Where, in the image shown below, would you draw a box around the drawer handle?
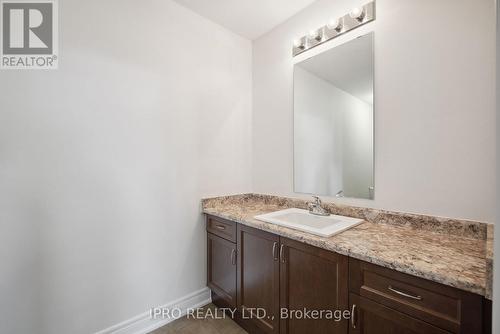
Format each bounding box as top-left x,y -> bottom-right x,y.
351,304 -> 357,329
279,244 -> 285,263
214,224 -> 226,230
388,285 -> 422,300
272,242 -> 278,261
231,249 -> 236,265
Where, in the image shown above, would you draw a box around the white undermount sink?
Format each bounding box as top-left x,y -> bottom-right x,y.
254,208 -> 364,237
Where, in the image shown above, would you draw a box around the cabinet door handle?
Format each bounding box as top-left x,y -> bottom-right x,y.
214,224 -> 226,230
272,242 -> 278,260
231,249 -> 236,265
388,285 -> 422,300
279,244 -> 285,263
351,304 -> 357,329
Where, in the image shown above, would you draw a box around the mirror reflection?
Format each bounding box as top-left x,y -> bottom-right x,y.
294,33 -> 374,199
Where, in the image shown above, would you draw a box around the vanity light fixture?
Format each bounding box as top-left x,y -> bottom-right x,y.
292,1 -> 375,56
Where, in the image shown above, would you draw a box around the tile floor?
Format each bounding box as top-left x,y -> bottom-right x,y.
150,304 -> 247,334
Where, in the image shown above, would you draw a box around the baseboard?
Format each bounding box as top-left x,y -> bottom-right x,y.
94,287 -> 212,334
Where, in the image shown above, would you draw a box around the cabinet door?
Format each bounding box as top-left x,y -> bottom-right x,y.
279,237 -> 348,334
207,233 -> 237,308
237,224 -> 280,334
349,293 -> 451,334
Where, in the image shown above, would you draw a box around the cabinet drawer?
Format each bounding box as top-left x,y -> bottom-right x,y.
206,215 -> 236,242
349,293 -> 451,334
349,258 -> 483,334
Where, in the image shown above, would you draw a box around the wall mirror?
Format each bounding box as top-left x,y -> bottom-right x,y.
294,33 -> 374,199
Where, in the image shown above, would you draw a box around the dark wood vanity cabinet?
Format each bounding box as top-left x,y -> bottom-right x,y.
205,215 -> 489,334
207,216 -> 350,334
235,224 -> 350,334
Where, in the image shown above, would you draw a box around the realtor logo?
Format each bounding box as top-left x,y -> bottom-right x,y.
1,0 -> 58,69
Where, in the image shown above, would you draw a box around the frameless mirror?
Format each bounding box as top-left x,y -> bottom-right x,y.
294,33 -> 374,199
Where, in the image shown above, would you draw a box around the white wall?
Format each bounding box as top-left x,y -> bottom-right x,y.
253,0 -> 496,222
0,1 -> 252,333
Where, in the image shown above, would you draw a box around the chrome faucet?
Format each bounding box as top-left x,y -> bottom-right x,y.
307,196 -> 330,216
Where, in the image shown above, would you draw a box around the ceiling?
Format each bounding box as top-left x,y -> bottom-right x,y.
172,0 -> 318,40
297,34 -> 374,104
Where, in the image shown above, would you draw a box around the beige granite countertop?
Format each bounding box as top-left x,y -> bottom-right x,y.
202,194 -> 493,299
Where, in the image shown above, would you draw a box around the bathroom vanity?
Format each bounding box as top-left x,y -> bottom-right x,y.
202,12 -> 493,333
203,194 -> 492,334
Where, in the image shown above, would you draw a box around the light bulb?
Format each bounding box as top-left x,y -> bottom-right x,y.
349,7 -> 365,21
327,18 -> 341,31
308,29 -> 321,41
293,38 -> 303,48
